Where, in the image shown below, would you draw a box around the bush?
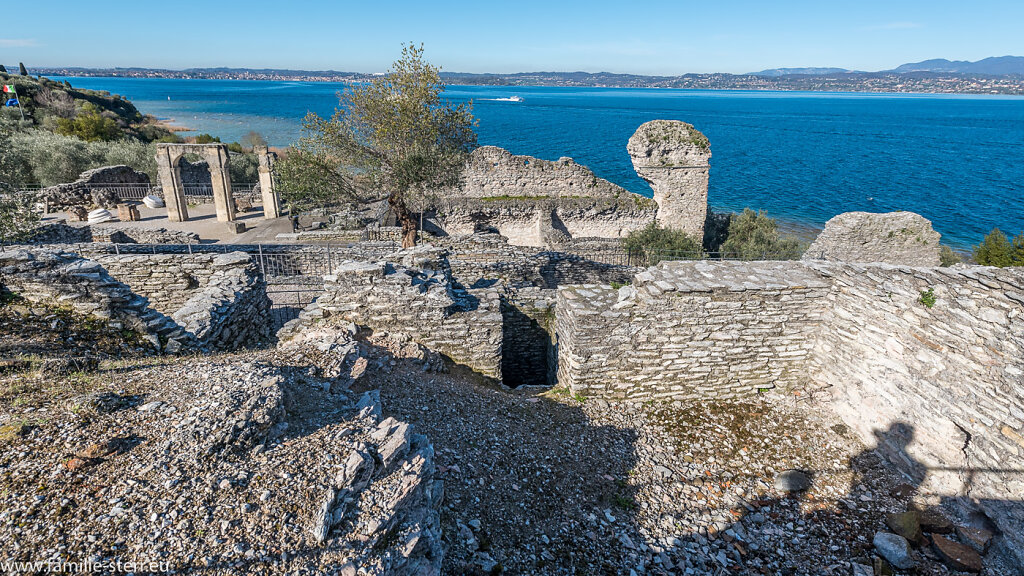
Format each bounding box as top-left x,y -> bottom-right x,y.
100,139 -> 157,181
719,208 -> 803,260
54,102 -> 122,142
973,228 -> 1024,267
11,130 -> 100,185
228,152 -> 259,184
192,133 -> 221,144
939,245 -> 962,267
0,194 -> 40,243
622,222 -> 703,265
8,130 -> 157,186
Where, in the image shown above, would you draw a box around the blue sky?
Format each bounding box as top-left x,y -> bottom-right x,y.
3,0 -> 1022,74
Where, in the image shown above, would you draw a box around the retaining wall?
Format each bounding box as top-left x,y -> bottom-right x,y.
0,249 -> 270,352
314,261 -> 503,379
556,261 -> 831,400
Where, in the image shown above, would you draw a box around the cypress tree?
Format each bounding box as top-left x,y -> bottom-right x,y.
18,62 -> 28,75
0,64 -> 7,74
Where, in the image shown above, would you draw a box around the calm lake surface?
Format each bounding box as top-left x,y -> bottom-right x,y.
54,77 -> 1024,247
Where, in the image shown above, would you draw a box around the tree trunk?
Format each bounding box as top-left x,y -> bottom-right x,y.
388,192 -> 418,248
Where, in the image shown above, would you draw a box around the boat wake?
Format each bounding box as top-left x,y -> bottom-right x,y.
480,96 -> 524,102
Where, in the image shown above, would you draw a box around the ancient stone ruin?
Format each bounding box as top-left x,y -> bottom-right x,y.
628,120 -> 712,239
431,125 -> 712,247
155,143 -> 237,223
805,211 -> 943,265
0,249 -> 270,352
3,118 -> 1021,573
38,165 -> 150,211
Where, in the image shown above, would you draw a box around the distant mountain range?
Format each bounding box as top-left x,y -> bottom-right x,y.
750,67 -> 853,77
750,56 -> 1024,76
888,56 -> 1024,75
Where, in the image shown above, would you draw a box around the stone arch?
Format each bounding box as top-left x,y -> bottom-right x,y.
155,143 -> 236,223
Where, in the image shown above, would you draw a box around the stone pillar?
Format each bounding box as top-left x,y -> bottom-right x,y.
255,146 -> 281,219
155,146 -> 188,222
205,145 -> 236,223
627,120 -> 711,240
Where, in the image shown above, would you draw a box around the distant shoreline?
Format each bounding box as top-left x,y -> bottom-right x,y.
38,68 -> 1024,96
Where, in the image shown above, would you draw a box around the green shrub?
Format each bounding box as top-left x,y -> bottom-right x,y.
719,208 -> 803,260
918,288 -> 936,308
622,222 -> 703,265
0,194 -> 40,243
54,103 -> 122,142
973,228 -> 1024,267
8,130 -> 157,186
939,245 -> 962,267
192,133 -> 221,144
228,152 -> 259,183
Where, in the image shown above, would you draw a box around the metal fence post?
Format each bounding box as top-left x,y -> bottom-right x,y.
258,243 -> 266,277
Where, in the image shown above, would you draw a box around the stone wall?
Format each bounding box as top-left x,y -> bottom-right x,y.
457,146 -> 625,199
500,287 -> 557,387
808,262 -> 1024,561
23,222 -> 200,245
0,249 -> 270,352
804,211 -> 942,265
442,237 -> 636,290
436,196 -> 657,248
312,260 -> 503,379
37,165 -> 150,211
90,225 -> 200,245
556,261 -> 831,400
0,249 -> 185,347
555,259 -> 1024,564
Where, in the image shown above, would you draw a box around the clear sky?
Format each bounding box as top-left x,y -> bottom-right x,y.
3,0 -> 1022,74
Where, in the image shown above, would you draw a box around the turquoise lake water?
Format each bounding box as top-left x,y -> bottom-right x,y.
53,77 -> 1024,247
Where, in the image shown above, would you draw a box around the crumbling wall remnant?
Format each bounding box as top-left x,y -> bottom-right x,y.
628,120 -> 711,240
804,211 -> 942,265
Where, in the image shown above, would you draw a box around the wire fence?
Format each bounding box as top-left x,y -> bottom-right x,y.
13,183 -> 260,202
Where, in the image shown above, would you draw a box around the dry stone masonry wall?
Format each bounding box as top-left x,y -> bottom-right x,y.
0,249 -> 270,352
556,261 -> 831,400
308,259 -> 503,379
809,261 -> 1024,562
24,222 -> 199,245
457,146 -> 626,199
437,196 -> 657,247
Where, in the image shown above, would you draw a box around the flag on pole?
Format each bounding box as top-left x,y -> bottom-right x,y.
2,85 -> 15,93
4,99 -> 19,107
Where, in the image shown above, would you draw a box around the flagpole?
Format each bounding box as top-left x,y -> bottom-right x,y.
14,86 -> 24,121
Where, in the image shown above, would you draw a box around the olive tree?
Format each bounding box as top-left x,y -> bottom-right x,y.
282,44 -> 477,247
0,125 -> 39,242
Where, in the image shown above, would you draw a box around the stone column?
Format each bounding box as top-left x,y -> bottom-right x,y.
155,146 -> 188,222
205,145 -> 236,223
627,120 -> 711,240
255,146 -> 281,219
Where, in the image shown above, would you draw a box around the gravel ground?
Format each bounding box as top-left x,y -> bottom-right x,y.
0,312 -> 1016,576
350,331 -> 1017,576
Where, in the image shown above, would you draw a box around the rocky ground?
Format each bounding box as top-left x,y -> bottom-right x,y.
0,310 -> 1017,575
349,335 -> 1015,576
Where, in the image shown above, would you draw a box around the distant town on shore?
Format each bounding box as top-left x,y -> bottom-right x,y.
30,56 -> 1024,95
